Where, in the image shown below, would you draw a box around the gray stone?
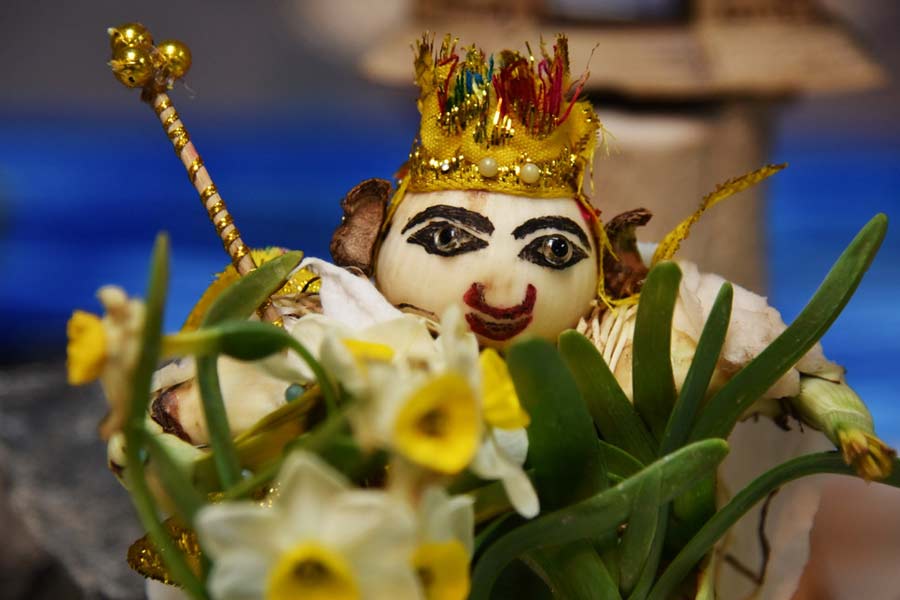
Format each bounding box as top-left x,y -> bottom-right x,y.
0,361 -> 144,599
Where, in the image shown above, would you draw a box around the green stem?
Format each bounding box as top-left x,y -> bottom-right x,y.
141,430 -> 206,522
123,443 -> 208,599
690,214 -> 887,442
160,330 -> 218,358
222,413 -> 349,500
659,283 -> 732,455
121,234 -> 208,598
283,336 -> 340,416
470,440 -> 729,600
196,355 -> 241,488
647,452 -> 900,600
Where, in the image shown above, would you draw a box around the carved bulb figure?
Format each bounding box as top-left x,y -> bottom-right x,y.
375,190 -> 598,346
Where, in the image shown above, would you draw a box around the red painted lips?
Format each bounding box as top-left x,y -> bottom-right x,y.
463,283 -> 536,341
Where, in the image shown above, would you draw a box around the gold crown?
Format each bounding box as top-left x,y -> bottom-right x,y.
401,34 -> 601,200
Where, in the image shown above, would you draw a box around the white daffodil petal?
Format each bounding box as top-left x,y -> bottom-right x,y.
471,431 -> 539,518
277,451 -> 352,538
419,486 -> 475,555
206,550 -> 270,600
319,331 -> 369,396
326,493 -> 422,600
145,580 -> 190,600
492,427 -> 529,466
360,316 -> 436,365
300,258 -> 402,328
355,563 -> 425,600
325,491 -> 418,556
194,503 -> 282,560
436,306 -> 480,385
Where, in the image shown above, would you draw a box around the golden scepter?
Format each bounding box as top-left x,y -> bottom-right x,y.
107,23 -> 282,325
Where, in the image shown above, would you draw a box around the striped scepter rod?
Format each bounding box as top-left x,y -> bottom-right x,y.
107,23 -> 282,326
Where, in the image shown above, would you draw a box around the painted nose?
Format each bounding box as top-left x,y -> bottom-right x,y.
463,283 -> 537,319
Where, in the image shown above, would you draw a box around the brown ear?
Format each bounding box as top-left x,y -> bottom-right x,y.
330,179 -> 391,276
603,208 -> 653,299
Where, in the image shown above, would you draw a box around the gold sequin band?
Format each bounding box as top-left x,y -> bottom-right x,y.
187,157 -> 204,182
222,227 -> 242,246
258,299 -> 284,328
200,184 -> 218,202
405,144 -> 586,199
128,519 -> 202,584
167,126 -> 190,154
206,199 -> 225,219
154,97 -> 172,116
162,110 -> 180,130
214,213 -> 234,233
175,135 -> 190,154
232,242 -> 250,261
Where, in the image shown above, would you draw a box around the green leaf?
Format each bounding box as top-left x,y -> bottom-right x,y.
201,250 -> 303,326
660,283 -> 732,454
559,331 -> 656,466
619,469 -> 661,594
633,261 -> 681,443
141,430 -> 207,522
647,452 -> 900,600
490,560 -> 553,600
508,338 -> 607,510
599,541 -> 621,590
469,439 -> 730,600
598,440 -> 644,480
214,320 -> 301,360
475,514 -> 521,557
122,234 -> 208,598
471,478 -> 517,524
526,542 -> 622,600
691,214 -> 887,441
626,514 -> 667,600
127,234 -> 169,420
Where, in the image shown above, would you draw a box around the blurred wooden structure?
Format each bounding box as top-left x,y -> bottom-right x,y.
362,0 -> 883,291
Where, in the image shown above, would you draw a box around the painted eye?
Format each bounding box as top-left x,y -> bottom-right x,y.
406,221 -> 488,257
518,234 -> 587,270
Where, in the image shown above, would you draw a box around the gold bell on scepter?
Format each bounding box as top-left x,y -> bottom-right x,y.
109,44 -> 155,88
107,23 -> 191,90
108,22 -> 153,52
156,40 -> 192,81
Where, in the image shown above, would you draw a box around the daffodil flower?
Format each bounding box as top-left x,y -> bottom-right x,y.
290,266 -> 539,517
67,285 -> 145,439
471,348 -> 537,518
411,487 -> 474,600
195,451 -> 422,600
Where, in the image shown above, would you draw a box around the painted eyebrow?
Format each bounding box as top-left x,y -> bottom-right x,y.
401,204 -> 495,235
511,216 -> 591,247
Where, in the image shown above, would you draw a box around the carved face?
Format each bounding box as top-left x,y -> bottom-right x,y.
375,190 -> 599,347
